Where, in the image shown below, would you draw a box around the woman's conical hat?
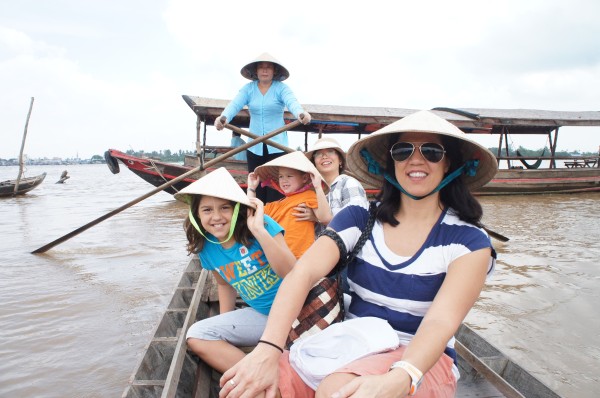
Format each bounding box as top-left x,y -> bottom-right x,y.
346,110 -> 498,190
240,52 -> 290,81
305,136 -> 346,171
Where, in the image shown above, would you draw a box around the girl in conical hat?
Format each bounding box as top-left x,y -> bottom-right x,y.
214,52 -> 312,204
174,167 -> 295,374
221,111 -> 498,398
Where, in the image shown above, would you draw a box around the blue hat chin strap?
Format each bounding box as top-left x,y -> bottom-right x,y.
360,148 -> 479,200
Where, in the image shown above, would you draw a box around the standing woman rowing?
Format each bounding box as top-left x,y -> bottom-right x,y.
220,110 -> 498,398
215,53 -> 312,203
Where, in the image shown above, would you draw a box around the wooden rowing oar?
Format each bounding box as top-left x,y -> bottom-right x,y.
225,123 -> 294,154
32,120 -> 302,254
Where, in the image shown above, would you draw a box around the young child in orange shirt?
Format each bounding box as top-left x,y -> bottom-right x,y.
247,151 -> 331,258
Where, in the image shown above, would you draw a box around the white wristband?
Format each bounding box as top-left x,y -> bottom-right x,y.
389,360 -> 423,396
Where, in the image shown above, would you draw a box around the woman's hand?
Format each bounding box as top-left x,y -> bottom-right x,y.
299,112 -> 312,125
292,203 -> 316,222
309,171 -> 323,192
219,345 -> 282,398
215,115 -> 227,131
330,372 -> 409,398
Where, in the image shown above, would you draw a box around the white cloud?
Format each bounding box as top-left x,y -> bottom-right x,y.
1,0 -> 599,160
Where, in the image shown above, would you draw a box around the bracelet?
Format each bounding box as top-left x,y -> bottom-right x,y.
247,188 -> 256,192
258,339 -> 284,353
389,361 -> 423,396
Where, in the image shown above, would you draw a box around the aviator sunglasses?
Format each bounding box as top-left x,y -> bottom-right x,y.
389,142 -> 446,163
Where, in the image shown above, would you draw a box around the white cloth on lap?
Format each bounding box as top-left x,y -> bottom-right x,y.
289,317 -> 400,390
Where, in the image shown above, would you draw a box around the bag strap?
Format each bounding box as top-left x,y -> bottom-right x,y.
319,200 -> 378,314
319,201 -> 378,270
345,201 -> 377,266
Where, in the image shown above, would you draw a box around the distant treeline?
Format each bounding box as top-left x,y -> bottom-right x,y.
125,149 -> 197,162
125,146 -> 597,162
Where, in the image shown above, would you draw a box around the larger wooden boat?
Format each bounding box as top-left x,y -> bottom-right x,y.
122,258 -> 560,398
105,96 -> 600,196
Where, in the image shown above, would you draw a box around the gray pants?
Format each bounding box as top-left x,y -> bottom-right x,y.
186,307 -> 268,346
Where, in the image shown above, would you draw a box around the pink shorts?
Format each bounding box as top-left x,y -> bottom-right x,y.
278,345 -> 456,398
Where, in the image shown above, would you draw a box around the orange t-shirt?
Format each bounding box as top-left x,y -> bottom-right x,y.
264,190 -> 318,259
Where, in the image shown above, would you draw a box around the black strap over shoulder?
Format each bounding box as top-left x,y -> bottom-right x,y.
320,229 -> 348,264
319,201 -> 378,273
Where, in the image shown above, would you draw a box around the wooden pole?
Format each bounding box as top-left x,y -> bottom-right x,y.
15,97 -> 35,194
32,120 -> 302,254
224,122 -> 294,153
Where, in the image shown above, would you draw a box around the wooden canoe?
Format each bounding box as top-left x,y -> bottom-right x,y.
122,258 -> 560,398
0,172 -> 46,197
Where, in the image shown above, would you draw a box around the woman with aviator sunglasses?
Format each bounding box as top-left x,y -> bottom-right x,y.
220,110 -> 498,398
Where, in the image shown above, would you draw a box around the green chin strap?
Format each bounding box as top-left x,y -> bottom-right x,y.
188,202 -> 241,245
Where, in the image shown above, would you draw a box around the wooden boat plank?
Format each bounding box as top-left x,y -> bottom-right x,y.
162,268 -> 210,398
455,324 -> 560,398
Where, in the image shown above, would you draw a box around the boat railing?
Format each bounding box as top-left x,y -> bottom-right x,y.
496,155 -> 599,169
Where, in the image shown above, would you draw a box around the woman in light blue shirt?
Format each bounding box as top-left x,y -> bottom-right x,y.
215,52 -> 311,203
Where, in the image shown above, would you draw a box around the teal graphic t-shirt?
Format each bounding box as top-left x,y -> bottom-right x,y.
199,215 -> 284,315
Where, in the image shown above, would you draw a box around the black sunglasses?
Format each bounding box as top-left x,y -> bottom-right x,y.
389,142 -> 446,163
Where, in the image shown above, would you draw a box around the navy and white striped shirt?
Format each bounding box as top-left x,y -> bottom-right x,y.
329,204 -> 496,361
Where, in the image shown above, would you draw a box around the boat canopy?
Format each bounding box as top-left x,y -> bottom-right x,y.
182,95 -> 600,136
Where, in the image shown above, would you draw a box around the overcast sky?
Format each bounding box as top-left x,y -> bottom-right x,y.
1,0 -> 599,160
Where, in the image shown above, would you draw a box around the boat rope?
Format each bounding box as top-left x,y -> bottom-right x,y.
148,159 -> 180,192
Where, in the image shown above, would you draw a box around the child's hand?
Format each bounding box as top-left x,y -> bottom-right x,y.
247,172 -> 260,196
247,197 -> 265,233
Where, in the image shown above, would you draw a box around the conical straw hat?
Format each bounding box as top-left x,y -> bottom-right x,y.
254,151 -> 329,194
240,52 -> 290,81
305,137 -> 346,171
346,110 -> 497,190
174,167 -> 254,208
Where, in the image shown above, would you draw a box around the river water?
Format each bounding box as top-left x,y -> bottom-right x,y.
1,164 -> 598,397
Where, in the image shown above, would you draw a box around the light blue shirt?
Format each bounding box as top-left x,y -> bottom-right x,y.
222,80 -> 305,156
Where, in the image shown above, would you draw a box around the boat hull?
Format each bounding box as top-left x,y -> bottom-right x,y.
0,172 -> 46,197
105,149 -> 248,195
477,168 -> 600,195
106,149 -> 600,196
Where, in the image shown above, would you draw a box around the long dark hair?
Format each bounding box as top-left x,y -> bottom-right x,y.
375,134 -> 483,227
184,195 -> 254,255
